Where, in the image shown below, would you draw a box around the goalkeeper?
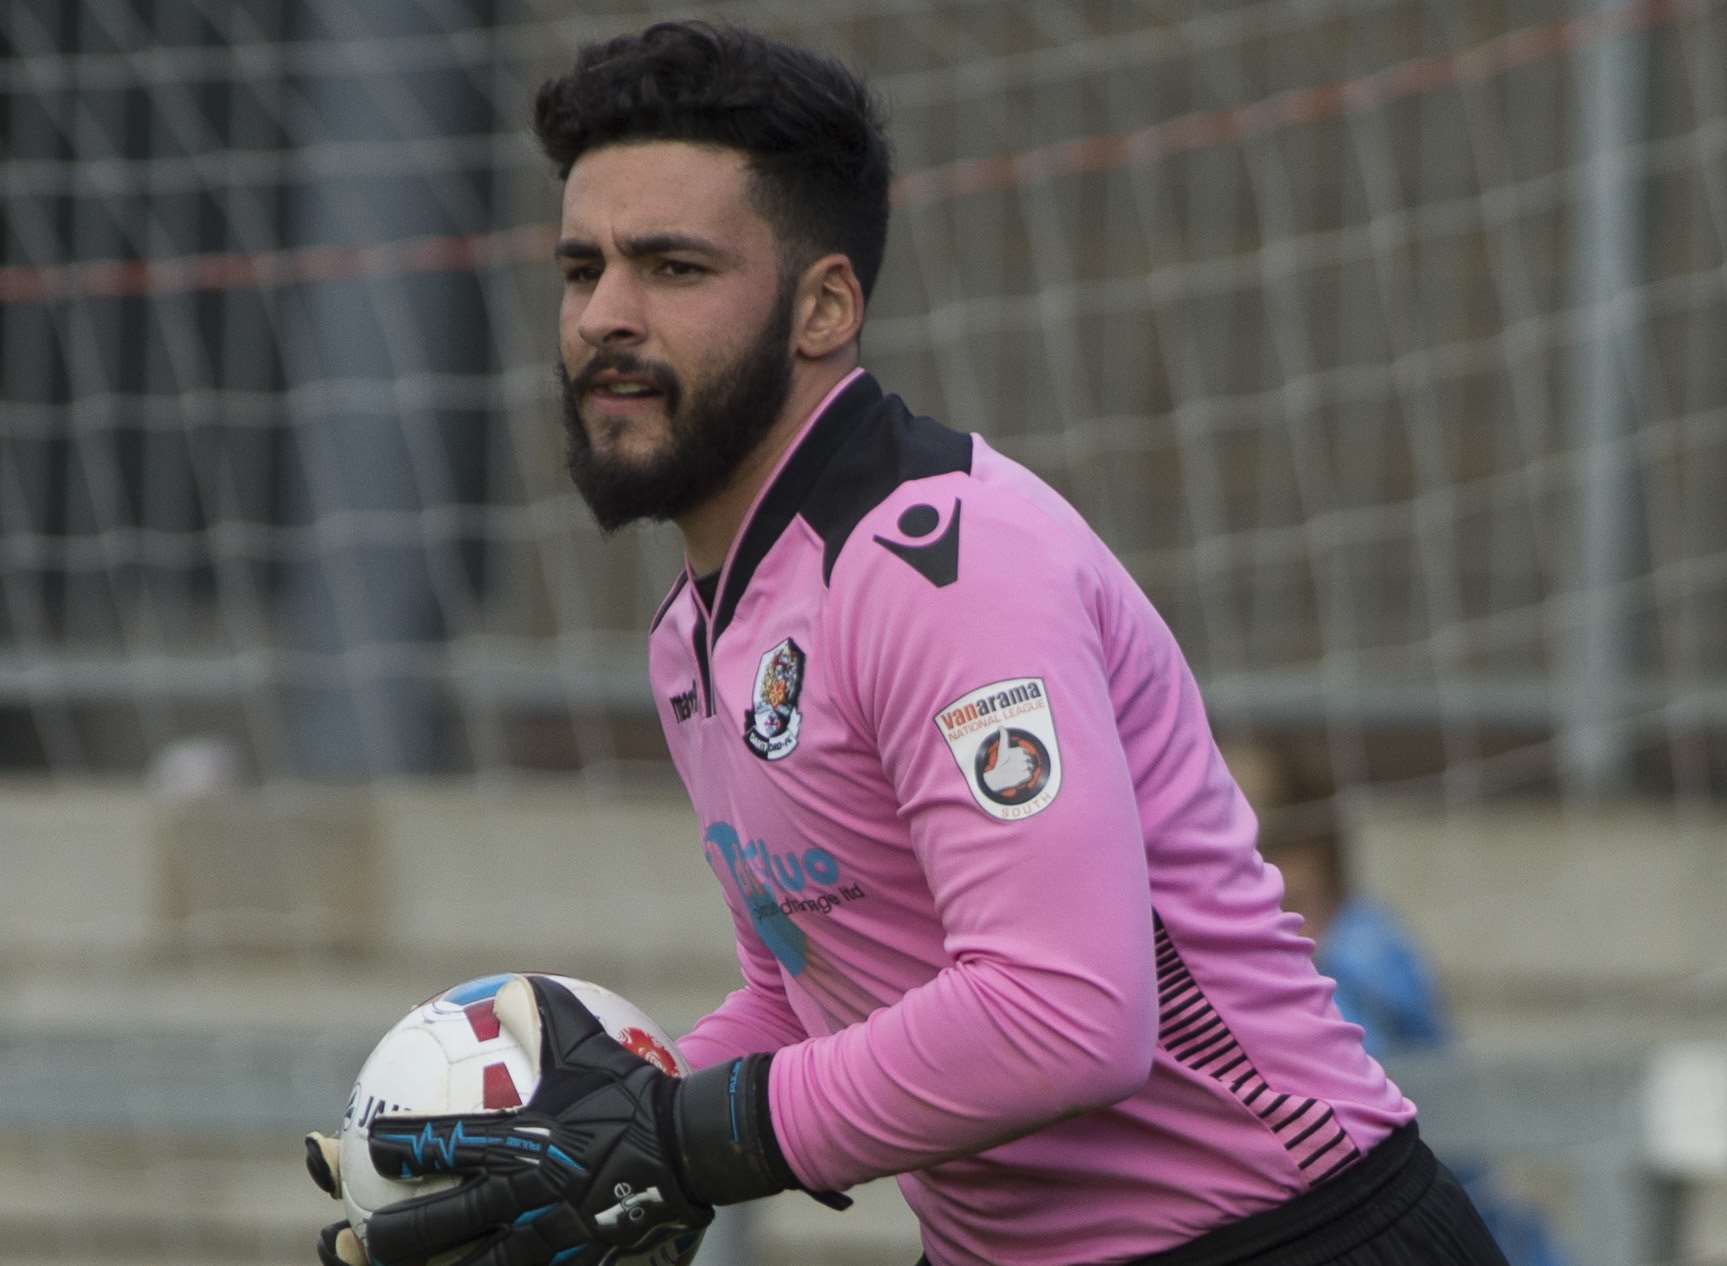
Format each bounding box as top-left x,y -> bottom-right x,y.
306,20 -> 1508,1266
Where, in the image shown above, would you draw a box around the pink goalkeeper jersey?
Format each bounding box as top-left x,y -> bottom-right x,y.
651,369 -> 1414,1266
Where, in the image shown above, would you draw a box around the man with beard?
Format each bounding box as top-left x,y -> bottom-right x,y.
305,20 -> 1508,1266
556,258 -> 797,541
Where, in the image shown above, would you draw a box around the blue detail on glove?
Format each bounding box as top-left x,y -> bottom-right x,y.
548,1247 -> 590,1265
546,1143 -> 586,1172
726,1060 -> 743,1144
514,1203 -> 558,1227
374,1119 -> 500,1172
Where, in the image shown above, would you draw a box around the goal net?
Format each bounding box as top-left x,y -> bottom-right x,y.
3,0 -> 1722,797
2,2 -> 1724,1263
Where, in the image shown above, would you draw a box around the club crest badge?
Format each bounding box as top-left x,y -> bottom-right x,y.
744,638 -> 805,761
933,676 -> 1062,820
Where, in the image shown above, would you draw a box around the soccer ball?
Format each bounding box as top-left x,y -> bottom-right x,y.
339,973 -> 703,1266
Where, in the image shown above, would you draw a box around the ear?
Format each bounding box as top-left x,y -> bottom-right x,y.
792,254 -> 865,360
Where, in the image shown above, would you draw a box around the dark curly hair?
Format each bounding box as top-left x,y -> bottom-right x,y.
534,22 -> 893,301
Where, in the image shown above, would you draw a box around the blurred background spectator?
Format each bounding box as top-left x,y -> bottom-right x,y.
1244,743 -> 1571,1266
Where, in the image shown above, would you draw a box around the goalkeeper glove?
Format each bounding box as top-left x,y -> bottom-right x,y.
302,1132 -> 364,1266
353,973 -> 837,1266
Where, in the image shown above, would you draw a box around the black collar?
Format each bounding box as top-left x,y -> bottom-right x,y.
707,371 -> 975,645
709,371 -> 886,644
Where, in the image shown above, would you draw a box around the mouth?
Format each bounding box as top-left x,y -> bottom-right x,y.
585,372 -> 665,406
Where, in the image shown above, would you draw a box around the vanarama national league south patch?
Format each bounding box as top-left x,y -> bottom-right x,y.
934,677 -> 1062,820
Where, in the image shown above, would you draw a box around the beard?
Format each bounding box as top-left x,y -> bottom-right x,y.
560,283 -> 796,533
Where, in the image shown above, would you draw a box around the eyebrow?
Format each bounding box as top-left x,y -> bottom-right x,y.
554,232 -> 737,263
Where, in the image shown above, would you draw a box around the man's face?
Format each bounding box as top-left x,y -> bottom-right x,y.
556,141 -> 797,532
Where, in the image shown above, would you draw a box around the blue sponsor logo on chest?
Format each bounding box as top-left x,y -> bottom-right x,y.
702,820 -> 868,976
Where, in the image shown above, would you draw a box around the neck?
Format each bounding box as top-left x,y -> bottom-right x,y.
676,354 -> 856,576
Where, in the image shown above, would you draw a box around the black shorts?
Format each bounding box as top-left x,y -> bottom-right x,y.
912,1123 -> 1509,1266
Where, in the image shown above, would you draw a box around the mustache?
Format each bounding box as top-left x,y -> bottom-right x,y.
569,352 -> 681,411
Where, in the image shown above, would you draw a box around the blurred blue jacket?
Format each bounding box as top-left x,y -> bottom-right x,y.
1315,897 -> 1570,1266
1315,898 -> 1450,1058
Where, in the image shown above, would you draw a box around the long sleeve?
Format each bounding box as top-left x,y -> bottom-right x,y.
766,485 -> 1160,1191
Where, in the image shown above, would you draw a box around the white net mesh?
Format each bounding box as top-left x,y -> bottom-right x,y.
4,0 -> 1722,796
3,3 -> 1726,1264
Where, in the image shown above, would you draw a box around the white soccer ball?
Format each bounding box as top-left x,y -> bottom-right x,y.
339,973 -> 703,1266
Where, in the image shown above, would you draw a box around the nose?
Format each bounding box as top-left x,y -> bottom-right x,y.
573,267 -> 646,350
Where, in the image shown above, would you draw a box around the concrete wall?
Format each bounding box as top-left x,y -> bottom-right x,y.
9,776 -> 1716,1032
1,773 -> 737,1000
1350,797 -> 1727,1045
4,779 -> 1725,1263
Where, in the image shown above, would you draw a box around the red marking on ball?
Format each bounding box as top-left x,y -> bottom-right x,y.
481,1061 -> 522,1109
618,1027 -> 679,1076
464,999 -> 501,1041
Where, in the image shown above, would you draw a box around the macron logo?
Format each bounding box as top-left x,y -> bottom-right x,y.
874,500 -> 961,588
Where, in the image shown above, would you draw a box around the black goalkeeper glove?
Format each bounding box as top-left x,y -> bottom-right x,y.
360,973 -> 836,1266
303,1130 -> 365,1266
313,1220 -> 364,1266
